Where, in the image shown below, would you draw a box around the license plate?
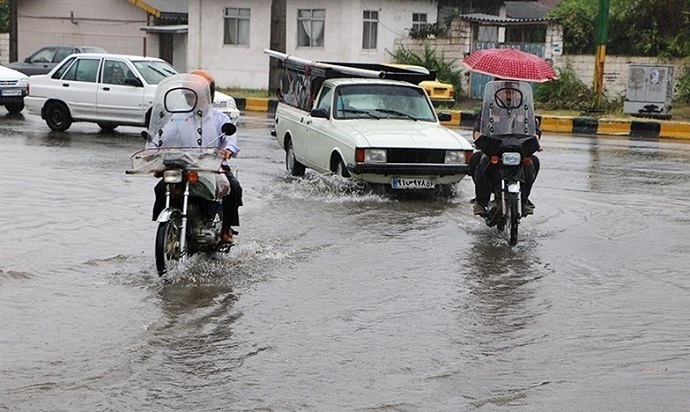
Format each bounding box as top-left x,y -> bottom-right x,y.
391,177 -> 436,189
1,89 -> 23,96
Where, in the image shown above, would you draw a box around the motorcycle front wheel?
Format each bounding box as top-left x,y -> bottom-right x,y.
155,216 -> 182,276
506,192 -> 519,246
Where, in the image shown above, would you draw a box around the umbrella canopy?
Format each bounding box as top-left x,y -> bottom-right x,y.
463,48 -> 558,83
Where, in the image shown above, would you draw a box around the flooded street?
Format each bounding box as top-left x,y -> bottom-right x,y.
1,112 -> 689,411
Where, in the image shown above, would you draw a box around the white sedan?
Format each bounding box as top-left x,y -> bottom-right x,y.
25,53 -> 177,132
214,91 -> 240,122
1,65 -> 29,114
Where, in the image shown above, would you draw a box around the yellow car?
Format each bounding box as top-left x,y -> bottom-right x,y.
383,63 -> 455,105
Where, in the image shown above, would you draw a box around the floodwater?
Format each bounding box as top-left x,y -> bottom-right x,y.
1,112 -> 689,411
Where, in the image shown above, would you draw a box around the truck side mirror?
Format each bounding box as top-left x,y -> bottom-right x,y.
310,108 -> 329,119
437,112 -> 452,122
125,78 -> 144,87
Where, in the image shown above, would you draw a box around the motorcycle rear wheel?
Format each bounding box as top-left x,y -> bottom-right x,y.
155,216 -> 182,276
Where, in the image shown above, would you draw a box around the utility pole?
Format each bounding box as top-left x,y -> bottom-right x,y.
9,0 -> 17,62
592,0 -> 610,110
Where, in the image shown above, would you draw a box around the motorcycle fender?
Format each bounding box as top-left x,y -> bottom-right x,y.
156,208 -> 181,223
507,182 -> 520,193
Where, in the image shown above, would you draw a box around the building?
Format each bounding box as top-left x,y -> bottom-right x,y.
11,0 -> 187,70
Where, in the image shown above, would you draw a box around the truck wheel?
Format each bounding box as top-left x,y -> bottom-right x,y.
45,101 -> 72,132
331,155 -> 351,178
286,139 -> 306,177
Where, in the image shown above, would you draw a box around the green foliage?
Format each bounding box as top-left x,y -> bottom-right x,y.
675,59 -> 690,104
0,0 -> 9,33
533,64 -> 594,111
408,22 -> 447,40
389,44 -> 464,99
549,0 -> 690,57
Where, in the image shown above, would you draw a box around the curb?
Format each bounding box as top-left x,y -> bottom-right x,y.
234,98 -> 690,140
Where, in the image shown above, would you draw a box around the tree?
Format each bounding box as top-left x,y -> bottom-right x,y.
548,0 -> 690,57
0,0 -> 9,33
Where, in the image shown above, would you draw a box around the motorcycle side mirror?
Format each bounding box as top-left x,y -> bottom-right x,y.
221,123 -> 236,136
141,130 -> 151,141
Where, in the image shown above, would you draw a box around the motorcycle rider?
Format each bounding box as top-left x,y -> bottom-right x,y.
471,81 -> 541,217
149,71 -> 242,244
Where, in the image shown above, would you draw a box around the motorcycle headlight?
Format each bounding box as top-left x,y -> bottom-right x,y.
444,150 -> 464,164
502,152 -> 521,166
163,169 -> 183,183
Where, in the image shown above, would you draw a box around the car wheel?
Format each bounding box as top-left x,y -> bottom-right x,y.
97,122 -> 119,132
285,139 -> 306,177
45,101 -> 72,132
5,102 -> 24,114
331,154 -> 351,178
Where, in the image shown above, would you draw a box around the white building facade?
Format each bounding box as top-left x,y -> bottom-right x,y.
188,0 -> 438,90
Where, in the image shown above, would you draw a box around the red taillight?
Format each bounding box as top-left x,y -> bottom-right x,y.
464,150 -> 473,164
450,90 -> 455,98
153,171 -> 162,178
490,156 -> 500,164
355,148 -> 365,163
523,157 -> 532,166
187,170 -> 199,183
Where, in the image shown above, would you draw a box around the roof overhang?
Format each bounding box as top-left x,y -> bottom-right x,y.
140,24 -> 188,34
460,13 -> 558,25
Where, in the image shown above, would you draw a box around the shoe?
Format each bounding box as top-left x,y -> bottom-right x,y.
221,228 -> 235,244
473,202 -> 487,216
522,202 -> 534,216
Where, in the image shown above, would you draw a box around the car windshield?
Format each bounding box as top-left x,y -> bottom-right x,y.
132,60 -> 178,85
83,47 -> 107,53
333,84 -> 436,121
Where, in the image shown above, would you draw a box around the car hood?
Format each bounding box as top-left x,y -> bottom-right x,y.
336,119 -> 472,150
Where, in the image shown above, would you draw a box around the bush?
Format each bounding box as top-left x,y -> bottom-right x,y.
674,59 -> 690,104
389,44 -> 464,99
533,64 -> 594,111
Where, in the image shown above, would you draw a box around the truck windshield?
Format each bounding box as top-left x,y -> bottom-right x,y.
333,84 -> 436,121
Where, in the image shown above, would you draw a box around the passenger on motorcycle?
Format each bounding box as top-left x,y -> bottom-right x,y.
470,81 -> 541,217
148,72 -> 242,244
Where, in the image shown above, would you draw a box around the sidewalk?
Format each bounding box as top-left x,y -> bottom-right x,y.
234,97 -> 690,140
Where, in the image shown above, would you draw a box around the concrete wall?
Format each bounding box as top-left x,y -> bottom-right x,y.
550,55 -> 685,100
395,18 -> 686,101
14,0 -> 160,61
0,33 -> 9,65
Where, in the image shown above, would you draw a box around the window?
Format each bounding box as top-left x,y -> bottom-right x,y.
52,57 -> 76,79
29,47 -> 55,64
362,10 -> 378,50
297,9 -> 325,47
62,58 -> 100,82
54,47 -> 76,63
224,7 -> 250,45
412,13 -> 427,32
102,60 -> 132,85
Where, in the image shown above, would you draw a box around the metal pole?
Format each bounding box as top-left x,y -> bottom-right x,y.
592,0 -> 610,110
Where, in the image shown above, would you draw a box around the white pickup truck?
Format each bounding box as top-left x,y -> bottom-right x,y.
267,51 -> 474,192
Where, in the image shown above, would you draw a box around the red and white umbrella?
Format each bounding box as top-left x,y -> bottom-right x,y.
462,48 -> 558,83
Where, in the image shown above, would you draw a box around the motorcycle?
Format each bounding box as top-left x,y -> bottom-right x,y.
126,73 -> 238,275
474,80 -> 541,245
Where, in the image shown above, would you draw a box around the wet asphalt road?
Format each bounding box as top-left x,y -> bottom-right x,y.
1,111 -> 689,411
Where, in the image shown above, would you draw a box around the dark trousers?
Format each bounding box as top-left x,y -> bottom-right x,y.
152,170 -> 243,231
473,153 -> 540,206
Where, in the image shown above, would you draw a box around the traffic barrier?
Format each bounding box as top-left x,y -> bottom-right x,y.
235,97 -> 690,140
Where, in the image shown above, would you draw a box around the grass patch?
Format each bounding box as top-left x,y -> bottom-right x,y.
220,88 -> 271,98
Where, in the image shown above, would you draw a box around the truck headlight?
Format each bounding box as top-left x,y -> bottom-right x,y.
444,150 -> 464,164
356,148 -> 387,163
